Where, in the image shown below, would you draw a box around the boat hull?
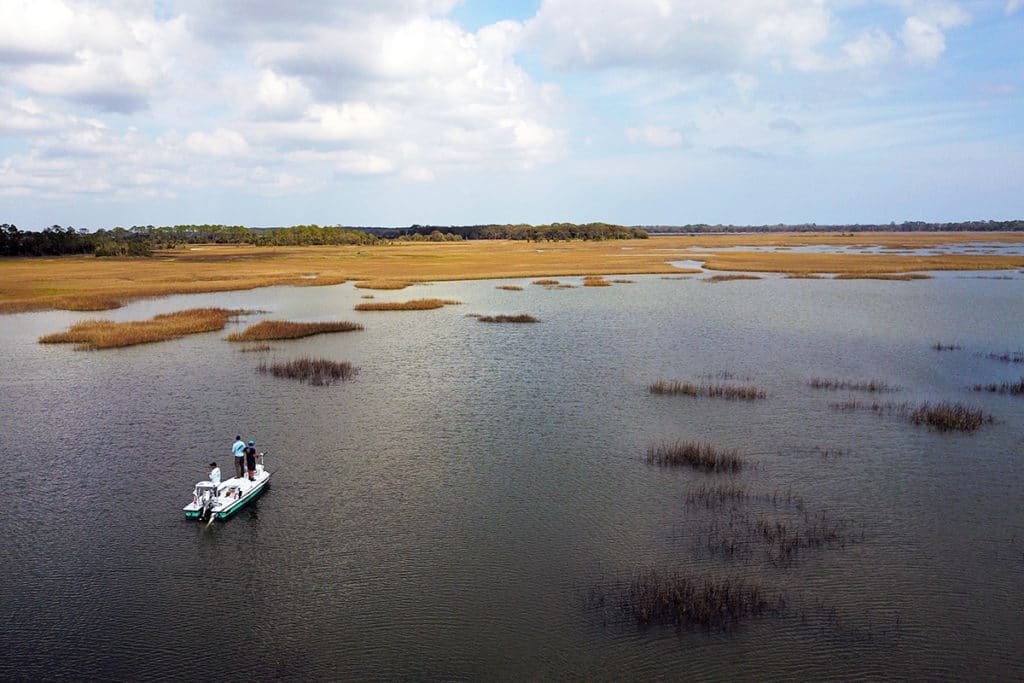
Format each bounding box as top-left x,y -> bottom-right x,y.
184,472 -> 271,520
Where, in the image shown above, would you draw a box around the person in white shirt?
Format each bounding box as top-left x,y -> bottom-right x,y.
231,435 -> 246,479
208,462 -> 221,485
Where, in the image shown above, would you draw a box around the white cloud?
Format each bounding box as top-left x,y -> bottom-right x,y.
626,125 -> 683,147
185,128 -> 251,158
525,0 -> 831,73
841,29 -> 896,68
901,17 -> 947,65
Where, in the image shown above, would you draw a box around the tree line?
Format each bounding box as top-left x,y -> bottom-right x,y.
0,221 -> 647,257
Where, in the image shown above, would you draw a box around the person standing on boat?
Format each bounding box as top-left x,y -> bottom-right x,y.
244,440 -> 257,481
209,462 -> 221,485
232,435 -> 246,479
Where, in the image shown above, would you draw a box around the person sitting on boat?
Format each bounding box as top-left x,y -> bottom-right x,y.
244,440 -> 257,481
231,435 -> 246,479
209,462 -> 221,485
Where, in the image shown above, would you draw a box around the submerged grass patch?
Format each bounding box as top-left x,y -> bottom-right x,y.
614,570 -> 785,630
239,343 -> 272,352
226,320 -> 363,341
477,313 -> 539,323
809,378 -> 899,392
353,279 -> 412,290
972,377 -> 1024,395
532,279 -> 561,286
835,272 -> 931,280
582,276 -> 612,286
985,351 -> 1024,363
703,274 -> 762,283
496,284 -> 524,291
646,441 -> 744,473
932,342 -> 962,351
649,379 -> 766,400
354,298 -> 460,311
257,357 -> 356,385
39,307 -> 247,349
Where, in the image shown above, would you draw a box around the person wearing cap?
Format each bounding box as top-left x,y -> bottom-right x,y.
208,462 -> 221,485
244,439 -> 258,481
231,435 -> 246,479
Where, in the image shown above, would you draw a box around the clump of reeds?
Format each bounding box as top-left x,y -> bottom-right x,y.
354,298 -> 460,311
610,279 -> 635,284
583,276 -> 612,287
932,342 -> 961,351
703,274 -> 762,283
239,343 -> 272,353
785,273 -> 823,279
985,351 -> 1024,363
477,314 -> 539,323
816,447 -> 847,458
39,308 -> 247,350
908,402 -> 993,432
532,279 -> 560,286
649,379 -> 766,400
619,570 -> 785,630
835,273 -> 931,280
354,280 -> 411,290
972,377 -> 1024,395
646,441 -> 744,473
809,378 -> 899,392
226,320 -> 363,341
830,399 -> 994,432
360,294 -> 375,299
496,285 -> 523,291
257,357 -> 356,385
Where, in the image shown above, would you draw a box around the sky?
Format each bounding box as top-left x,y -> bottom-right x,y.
0,0 -> 1021,229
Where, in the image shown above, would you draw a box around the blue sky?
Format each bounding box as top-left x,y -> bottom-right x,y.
0,0 -> 1021,229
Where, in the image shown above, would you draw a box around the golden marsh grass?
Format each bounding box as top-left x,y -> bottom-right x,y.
4,233 -> 1024,313
354,279 -> 412,290
650,379 -> 766,400
496,285 -> 524,291
354,298 -> 461,311
39,307 -> 246,349
646,441 -> 745,472
226,320 -> 363,341
257,357 -> 356,385
582,276 -> 612,286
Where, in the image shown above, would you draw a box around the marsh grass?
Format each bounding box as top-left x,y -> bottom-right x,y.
649,379 -> 766,400
985,351 -> 1024,363
971,377 -> 1024,395
610,278 -> 635,284
496,285 -> 524,291
39,307 -> 247,349
616,570 -> 785,630
227,320 -> 363,341
829,399 -> 994,432
700,508 -> 859,567
703,274 -> 762,283
477,314 -> 539,323
785,273 -> 823,279
809,378 -> 899,392
583,276 -> 612,286
55,295 -> 124,311
354,280 -> 412,290
646,441 -> 744,473
532,279 -> 560,285
257,357 -> 356,385
933,342 -> 962,351
354,298 -> 460,311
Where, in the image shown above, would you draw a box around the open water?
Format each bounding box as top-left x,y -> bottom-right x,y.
2,271 -> 1023,680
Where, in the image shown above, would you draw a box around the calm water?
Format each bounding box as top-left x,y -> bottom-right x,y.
2,273 -> 1023,680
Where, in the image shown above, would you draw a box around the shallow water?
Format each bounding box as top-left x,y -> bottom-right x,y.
2,274 -> 1023,680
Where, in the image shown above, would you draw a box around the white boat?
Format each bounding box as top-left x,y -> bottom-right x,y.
183,455 -> 271,521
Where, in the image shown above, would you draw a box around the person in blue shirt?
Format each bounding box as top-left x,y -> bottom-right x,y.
231,435 -> 246,479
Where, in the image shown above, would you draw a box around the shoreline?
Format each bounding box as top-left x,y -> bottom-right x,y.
3,232 -> 1023,314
